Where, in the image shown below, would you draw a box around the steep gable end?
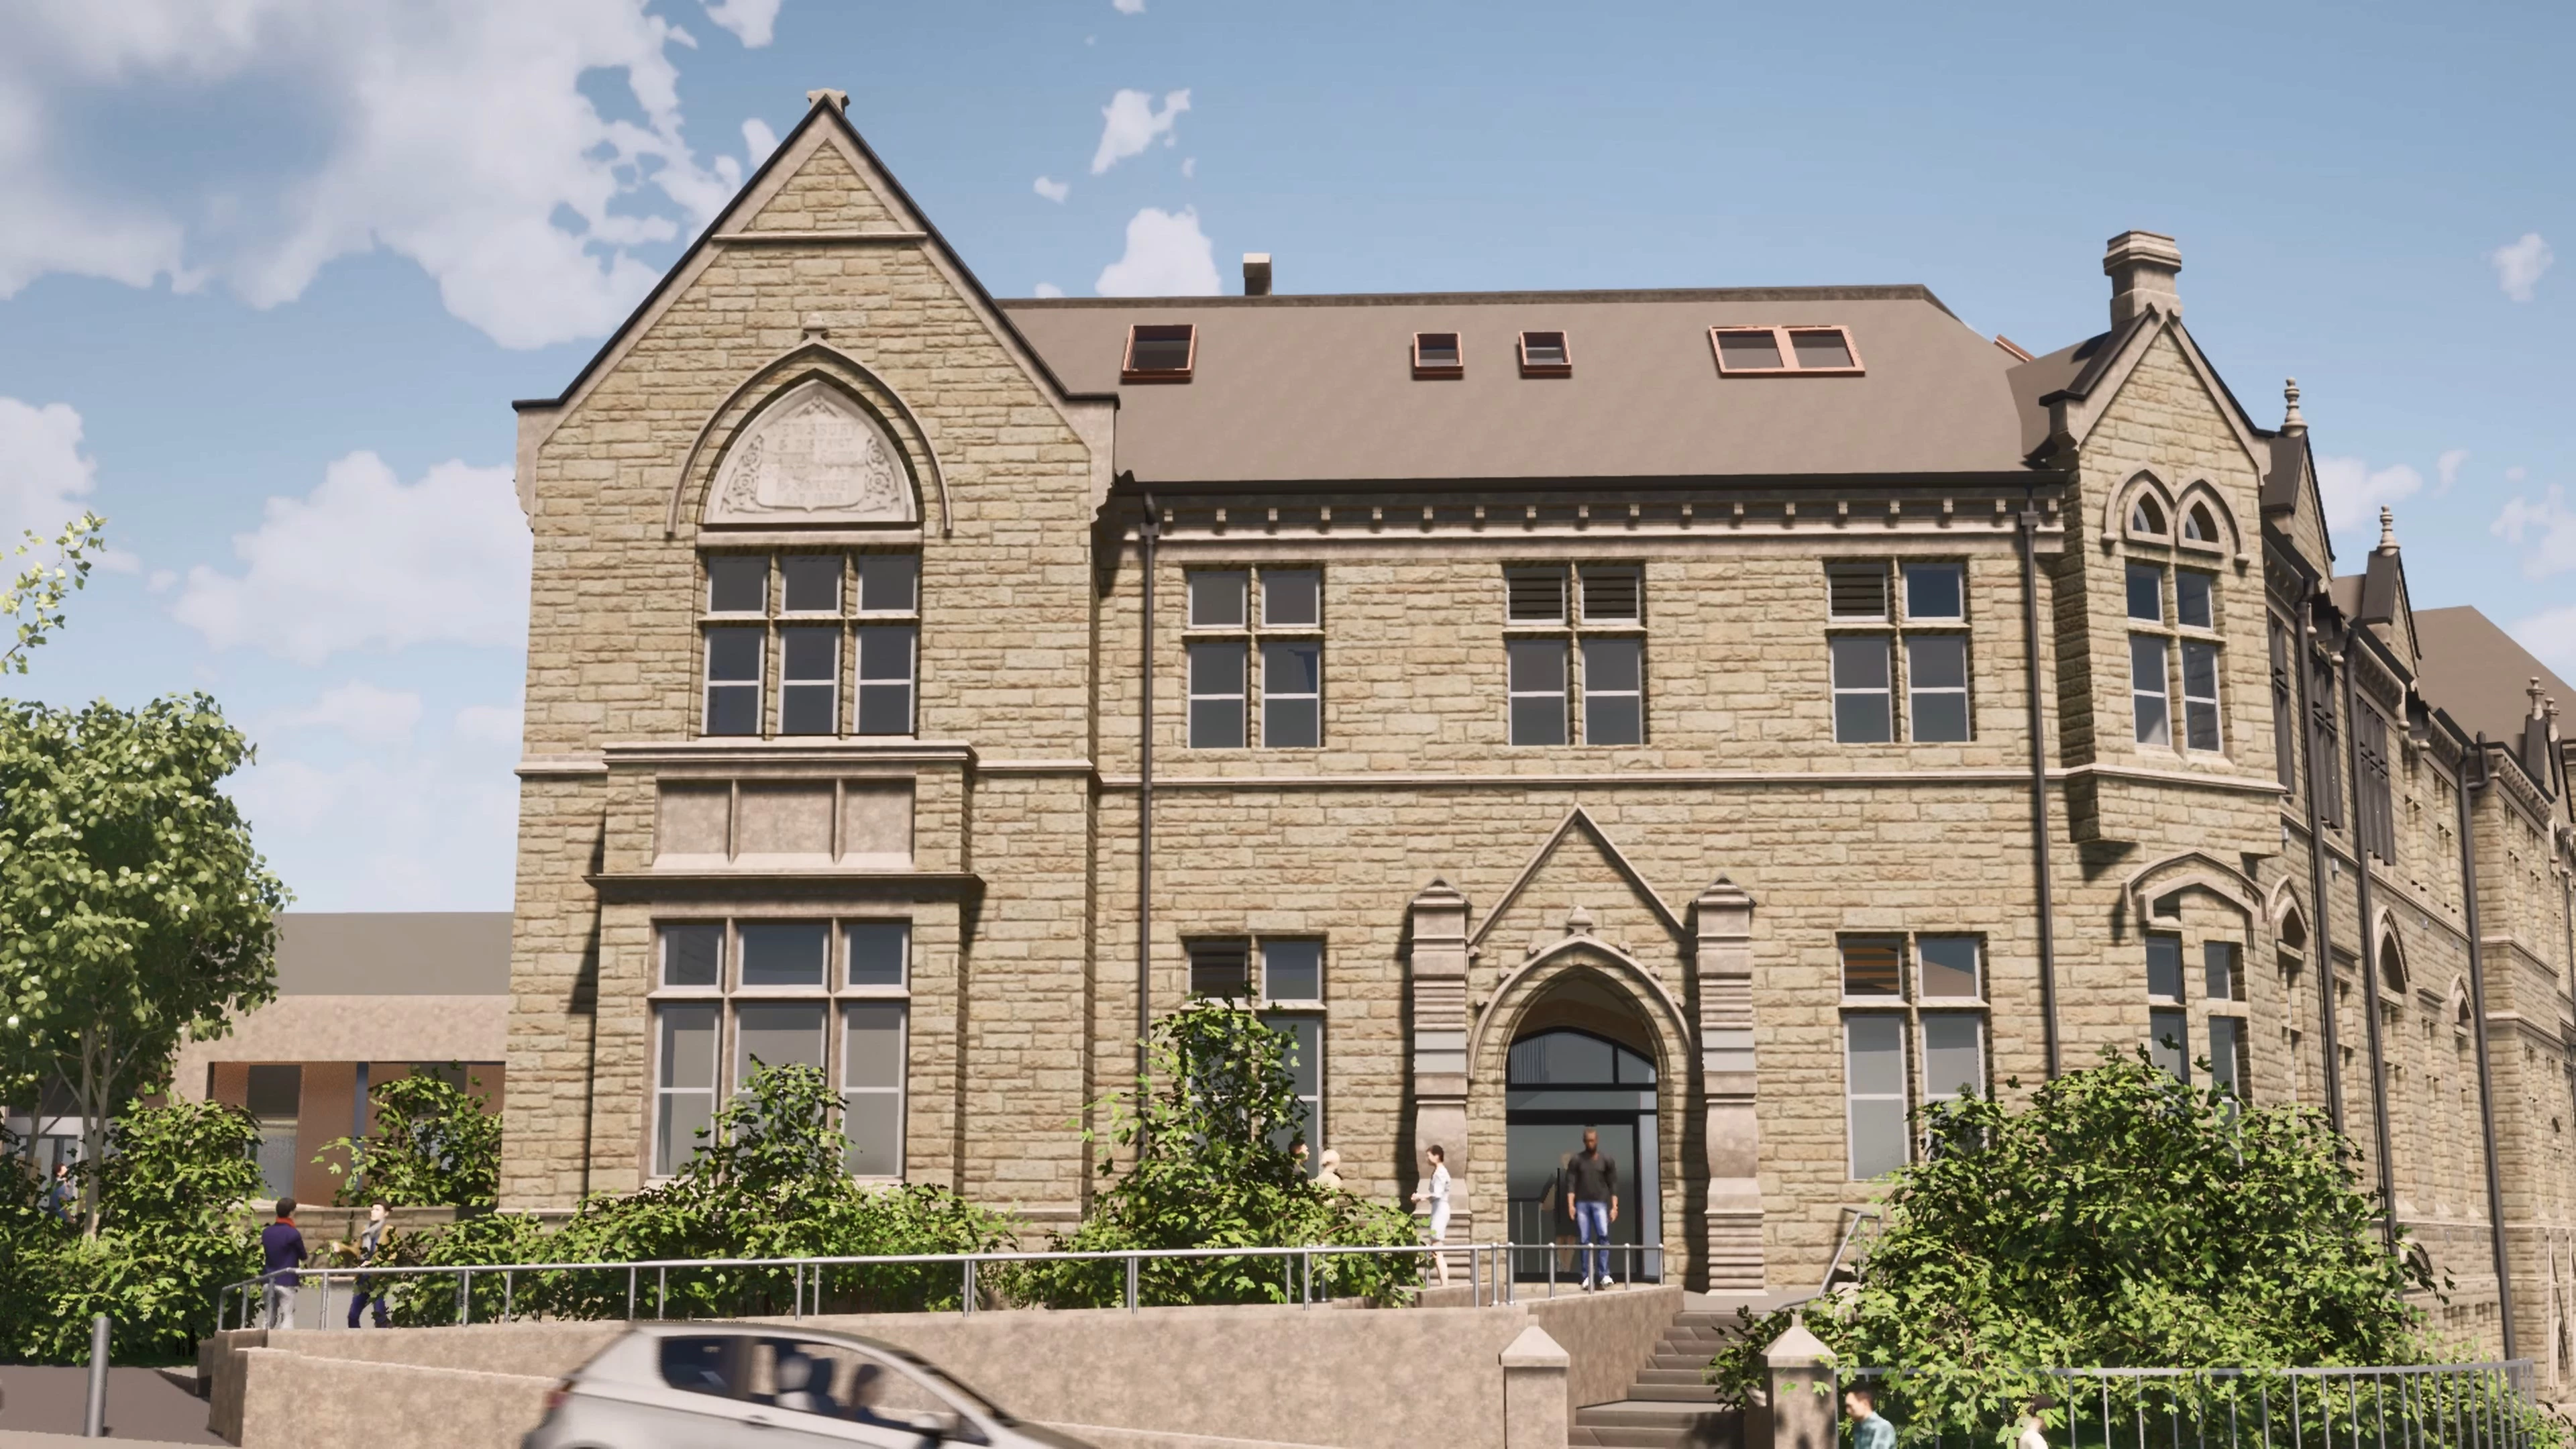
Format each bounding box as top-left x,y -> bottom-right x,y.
736,138 -> 904,233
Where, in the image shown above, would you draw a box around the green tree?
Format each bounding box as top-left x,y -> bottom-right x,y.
1024,1002 -> 1424,1307
0,511 -> 105,677
0,694 -> 288,1232
1707,1050 -> 2438,1438
0,1095 -> 262,1361
314,1065 -> 503,1208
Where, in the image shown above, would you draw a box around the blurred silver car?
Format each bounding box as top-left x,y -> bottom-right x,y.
522,1322 -> 1097,1449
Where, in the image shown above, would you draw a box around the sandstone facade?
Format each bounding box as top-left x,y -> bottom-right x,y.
498,95 -> 2576,1371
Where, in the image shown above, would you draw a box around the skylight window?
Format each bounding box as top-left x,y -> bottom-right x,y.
1413,331 -> 1463,377
1517,330 -> 1571,377
1122,323 -> 1197,382
1710,325 -> 1865,376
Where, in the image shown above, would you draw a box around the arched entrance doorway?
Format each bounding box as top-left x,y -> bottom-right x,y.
1504,971 -> 1663,1283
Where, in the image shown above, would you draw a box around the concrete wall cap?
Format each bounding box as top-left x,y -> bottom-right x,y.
1764,1312 -> 1836,1368
1499,1324 -> 1570,1369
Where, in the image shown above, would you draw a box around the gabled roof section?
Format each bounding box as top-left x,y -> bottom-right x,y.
512,93 -> 1104,420
1004,286 -> 2035,485
2339,511 -> 2420,672
2006,309 -> 2267,477
2415,606 -> 2573,805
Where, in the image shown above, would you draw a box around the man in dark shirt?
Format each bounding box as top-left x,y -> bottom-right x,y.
260,1198 -> 307,1330
1569,1129 -> 1619,1291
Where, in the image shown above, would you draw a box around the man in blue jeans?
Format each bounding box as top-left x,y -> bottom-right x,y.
1568,1128 -> 1618,1290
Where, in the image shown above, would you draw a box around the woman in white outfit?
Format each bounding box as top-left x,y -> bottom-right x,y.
1409,1144 -> 1452,1286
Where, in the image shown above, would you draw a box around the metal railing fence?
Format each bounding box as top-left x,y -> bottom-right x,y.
1507,1238 -> 1657,1294
219,1240 -> 1519,1331
1841,1362 -> 2548,1449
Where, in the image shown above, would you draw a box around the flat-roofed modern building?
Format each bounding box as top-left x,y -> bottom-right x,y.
495,91 -> 2576,1368
174,912 -> 511,1205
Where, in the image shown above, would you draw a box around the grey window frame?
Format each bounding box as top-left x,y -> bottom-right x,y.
647,916 -> 913,1182
1827,560 -> 1972,744
699,550 -> 919,740
1185,566 -> 1324,749
1503,563 -> 1646,746
1839,932 -> 1990,1179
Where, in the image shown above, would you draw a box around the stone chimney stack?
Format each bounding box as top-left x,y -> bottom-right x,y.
2105,230 -> 2183,327
1242,253 -> 1273,297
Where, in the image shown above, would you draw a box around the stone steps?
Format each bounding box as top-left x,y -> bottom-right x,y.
1570,1301 -> 1750,1447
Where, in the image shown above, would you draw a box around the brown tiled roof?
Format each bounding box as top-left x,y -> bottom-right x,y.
1001,288 -> 2041,486
2413,606 -> 2571,760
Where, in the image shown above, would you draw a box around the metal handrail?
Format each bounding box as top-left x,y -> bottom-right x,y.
1838,1359 -> 2542,1449
220,1239 -> 1519,1330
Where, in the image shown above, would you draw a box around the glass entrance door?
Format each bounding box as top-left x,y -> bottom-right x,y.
1503,1029 -> 1660,1282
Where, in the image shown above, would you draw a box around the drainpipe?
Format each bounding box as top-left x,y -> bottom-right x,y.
1136,489 -> 1159,1090
2459,733 -> 2518,1359
2343,643 -> 2400,1249
2018,494 -> 2061,1079
2298,597 -> 2347,1136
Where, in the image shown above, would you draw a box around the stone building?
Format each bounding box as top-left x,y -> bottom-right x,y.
498,91 -> 2576,1362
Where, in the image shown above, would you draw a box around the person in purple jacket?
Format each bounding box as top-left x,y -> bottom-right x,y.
260,1199 -> 307,1330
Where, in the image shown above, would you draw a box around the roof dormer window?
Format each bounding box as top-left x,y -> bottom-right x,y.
1122,323 -> 1197,382
1517,331 -> 1571,377
1413,331 -> 1463,378
1710,325 -> 1865,376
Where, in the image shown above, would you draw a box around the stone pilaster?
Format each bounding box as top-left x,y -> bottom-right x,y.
1407,877 -> 1472,1240
1695,873 -> 1764,1291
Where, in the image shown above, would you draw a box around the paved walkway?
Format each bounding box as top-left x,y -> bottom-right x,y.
0,1366 -> 223,1444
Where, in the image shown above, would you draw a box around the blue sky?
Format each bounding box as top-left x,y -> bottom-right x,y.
0,0 -> 2567,910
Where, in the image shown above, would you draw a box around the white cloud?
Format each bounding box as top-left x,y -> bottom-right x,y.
0,396 -> 99,546
0,1 -> 748,350
2509,604 -> 2576,682
1033,176 -> 1070,204
2489,233 -> 2553,303
2492,485 -> 2576,578
1181,156 -> 1196,179
230,749 -> 519,908
743,117 -> 780,164
1095,207 -> 1220,297
1090,89 -> 1191,175
173,451 -> 531,665
453,702 -> 525,747
1032,282 -> 1066,299
701,0 -> 781,46
2314,455 -> 2424,539
272,681 -> 425,746
2436,448 -> 2469,494
1113,0 -> 1144,12
2508,466 -> 2530,482
146,569 -> 176,594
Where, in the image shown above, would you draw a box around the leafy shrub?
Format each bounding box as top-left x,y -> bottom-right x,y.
1707,1051 -> 2444,1441
370,1062 -> 1016,1324
1010,1002 -> 1423,1307
0,1097 -> 262,1361
313,1065 -> 502,1208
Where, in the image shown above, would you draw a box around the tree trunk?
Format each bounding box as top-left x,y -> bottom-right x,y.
77,1022 -> 109,1238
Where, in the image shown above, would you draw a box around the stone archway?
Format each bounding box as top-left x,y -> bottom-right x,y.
1493,964 -> 1673,1284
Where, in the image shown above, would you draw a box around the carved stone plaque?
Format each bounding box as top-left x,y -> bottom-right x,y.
705,379 -> 915,525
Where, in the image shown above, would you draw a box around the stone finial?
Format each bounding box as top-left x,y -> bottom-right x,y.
2379,506 -> 2397,551
1565,906 -> 1595,936
806,88 -> 849,112
2282,378 -> 2305,435
800,313 -> 829,339
1764,1308 -> 1835,1368
2532,678 -> 2548,721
